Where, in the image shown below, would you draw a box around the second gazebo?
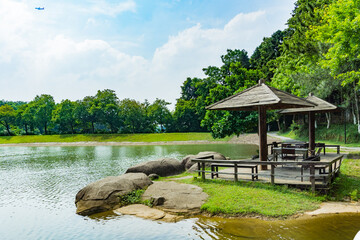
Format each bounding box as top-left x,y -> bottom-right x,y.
279,93 -> 338,151
206,79 -> 316,170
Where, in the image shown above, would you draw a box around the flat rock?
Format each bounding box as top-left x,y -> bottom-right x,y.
305,202 -> 360,215
142,181 -> 208,214
114,204 -> 181,222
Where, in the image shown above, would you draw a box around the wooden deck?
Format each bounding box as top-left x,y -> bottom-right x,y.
192,153 -> 344,193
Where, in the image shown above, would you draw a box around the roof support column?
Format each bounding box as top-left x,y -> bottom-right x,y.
258,106 -> 268,170
309,111 -> 315,152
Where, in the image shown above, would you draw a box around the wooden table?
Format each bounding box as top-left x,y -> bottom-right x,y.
272,147 -> 308,161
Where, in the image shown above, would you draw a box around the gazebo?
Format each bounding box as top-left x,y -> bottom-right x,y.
206,79 -> 316,170
278,93 -> 338,151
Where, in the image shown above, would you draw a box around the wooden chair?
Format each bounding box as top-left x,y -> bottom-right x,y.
281,148 -> 297,161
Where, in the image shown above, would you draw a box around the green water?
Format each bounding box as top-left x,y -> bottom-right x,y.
0,144 -> 359,240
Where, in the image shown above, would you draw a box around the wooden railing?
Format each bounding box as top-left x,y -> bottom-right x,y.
267,142 -> 341,155
191,155 -> 344,193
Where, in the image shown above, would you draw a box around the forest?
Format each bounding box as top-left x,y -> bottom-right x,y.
0,0 -> 359,137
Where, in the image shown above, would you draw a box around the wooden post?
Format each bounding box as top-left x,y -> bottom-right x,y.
310,165 -> 315,193
271,164 -> 275,184
259,106 -> 268,170
309,112 -> 315,152
201,162 -> 205,180
197,162 -> 201,176
234,163 -> 238,182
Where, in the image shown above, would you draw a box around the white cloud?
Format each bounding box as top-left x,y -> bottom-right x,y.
0,1 -> 294,108
88,0 -> 136,17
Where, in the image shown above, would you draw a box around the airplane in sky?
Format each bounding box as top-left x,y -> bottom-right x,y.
35,7 -> 45,10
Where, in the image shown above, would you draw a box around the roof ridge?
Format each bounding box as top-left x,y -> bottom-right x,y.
263,84 -> 280,103
269,86 -> 316,107
205,83 -> 259,110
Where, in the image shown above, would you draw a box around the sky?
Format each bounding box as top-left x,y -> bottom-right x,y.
0,0 -> 296,108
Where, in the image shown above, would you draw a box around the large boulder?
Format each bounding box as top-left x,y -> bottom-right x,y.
142,181 -> 208,214
75,173 -> 152,216
181,151 -> 227,170
125,158 -> 184,177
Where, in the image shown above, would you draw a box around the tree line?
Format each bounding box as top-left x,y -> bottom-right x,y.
0,90 -> 181,135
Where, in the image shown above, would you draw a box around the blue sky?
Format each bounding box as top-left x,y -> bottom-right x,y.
0,0 -> 296,107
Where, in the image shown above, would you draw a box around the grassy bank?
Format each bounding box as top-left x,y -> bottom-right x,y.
329,158 -> 360,201
161,156 -> 359,218
280,124 -> 360,147
0,132 -> 229,144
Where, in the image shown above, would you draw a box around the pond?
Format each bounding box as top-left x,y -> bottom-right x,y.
0,144 -> 359,240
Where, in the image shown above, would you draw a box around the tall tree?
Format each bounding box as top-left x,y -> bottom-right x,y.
311,0 -> 360,132
52,100 -> 77,134
32,94 -> 55,134
94,89 -> 121,133
119,99 -> 147,133
0,104 -> 16,135
148,99 -> 172,132
16,103 -> 36,135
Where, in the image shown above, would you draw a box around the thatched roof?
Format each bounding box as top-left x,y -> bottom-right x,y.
278,93 -> 337,114
206,80 -> 316,111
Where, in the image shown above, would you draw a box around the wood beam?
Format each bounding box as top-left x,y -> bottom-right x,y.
309,112 -> 315,152
258,106 -> 268,170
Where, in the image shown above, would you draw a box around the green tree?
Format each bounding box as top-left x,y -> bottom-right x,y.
0,104 -> 16,135
250,30 -> 289,80
311,0 -> 360,131
52,100 -> 77,134
94,89 -> 121,133
16,103 -> 37,135
119,99 -> 147,133
75,96 -> 97,133
148,99 -> 172,132
32,94 -> 55,134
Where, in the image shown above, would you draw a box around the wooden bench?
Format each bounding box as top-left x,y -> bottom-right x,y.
211,163 -> 258,181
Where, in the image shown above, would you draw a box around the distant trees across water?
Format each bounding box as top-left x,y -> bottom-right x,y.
0,91 -> 192,136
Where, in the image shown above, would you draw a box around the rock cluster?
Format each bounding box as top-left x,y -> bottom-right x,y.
75,151 -> 225,217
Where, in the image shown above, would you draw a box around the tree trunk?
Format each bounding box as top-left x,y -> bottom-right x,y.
354,82 -> 360,133
91,122 -> 95,133
44,122 -> 48,135
276,119 -> 281,131
325,112 -> 331,129
352,103 -> 357,125
25,124 -> 28,135
5,123 -> 11,136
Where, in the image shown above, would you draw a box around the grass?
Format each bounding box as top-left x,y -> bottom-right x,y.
0,132 -> 230,144
328,158 -> 360,201
175,177 -> 323,218
279,124 -> 360,147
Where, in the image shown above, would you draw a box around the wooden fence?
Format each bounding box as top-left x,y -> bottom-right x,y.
192,155 -> 343,193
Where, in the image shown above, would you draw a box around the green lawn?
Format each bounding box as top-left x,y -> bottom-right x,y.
328,158 -> 360,201
0,132 -> 230,144
178,178 -> 323,218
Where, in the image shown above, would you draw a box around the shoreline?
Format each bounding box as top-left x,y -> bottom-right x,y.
0,133 -> 281,147
0,140 -> 238,147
